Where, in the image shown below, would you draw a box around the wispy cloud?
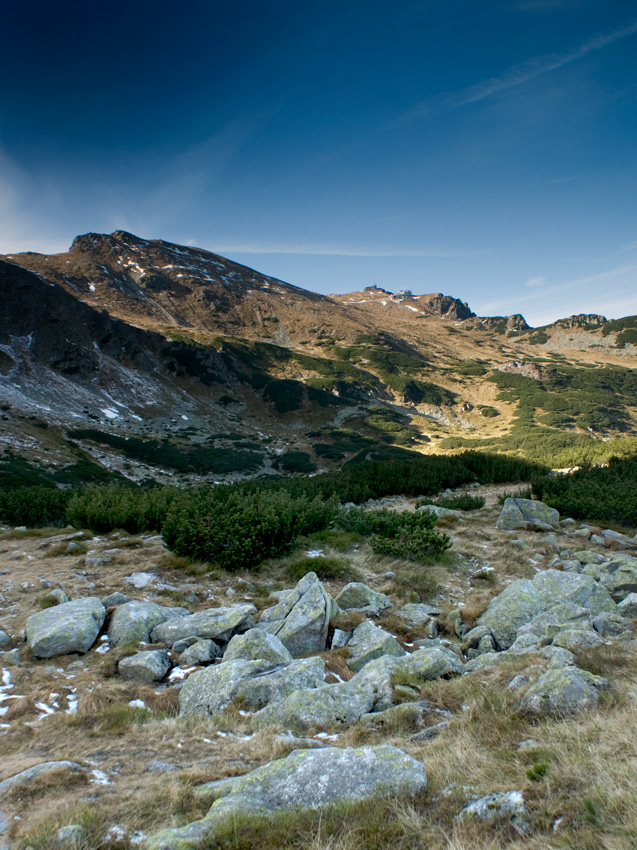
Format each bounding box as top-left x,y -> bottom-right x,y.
207,242 -> 477,258
620,239 -> 637,253
525,275 -> 546,287
404,19 -> 637,120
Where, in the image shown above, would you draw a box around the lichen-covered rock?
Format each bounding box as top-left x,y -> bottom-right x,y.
146,746 -> 426,850
234,657 -> 325,709
26,598 -> 105,658
54,824 -> 88,848
223,628 -> 292,665
551,629 -> 603,653
592,611 -> 630,638
179,659 -> 273,717
151,605 -> 256,647
517,601 -> 592,639
617,593 -> 637,618
457,790 -> 529,834
335,582 -> 392,616
532,570 -> 616,616
477,580 -> 542,650
109,601 -> 188,646
596,555 -> 637,601
399,645 -> 464,681
0,630 -> 10,650
519,666 -> 608,717
346,620 -> 405,672
118,649 -> 171,682
179,640 -> 220,667
258,573 -> 337,656
478,570 -> 616,650
395,603 -> 438,632
495,498 -> 559,531
253,679 -> 374,732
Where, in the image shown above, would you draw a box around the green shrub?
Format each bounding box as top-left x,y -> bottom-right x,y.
66,484 -> 178,534
0,486 -> 71,527
272,452 -> 317,474
418,493 -> 485,511
336,507 -> 450,561
285,556 -> 359,582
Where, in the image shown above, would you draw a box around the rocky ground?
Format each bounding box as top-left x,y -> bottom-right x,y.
1,486 -> 637,850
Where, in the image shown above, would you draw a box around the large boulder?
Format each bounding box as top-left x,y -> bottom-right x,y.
399,645 -> 464,681
517,602 -> 592,639
335,583 -> 392,616
146,746 -> 426,850
179,659 -> 274,717
478,570 -> 616,650
26,598 -> 105,658
551,629 -> 603,653
179,639 -> 220,667
519,666 -> 608,717
496,498 -> 559,531
596,555 -> 637,601
151,605 -> 256,647
254,679 -> 375,733
346,620 -> 405,672
109,601 -> 188,647
234,657 -> 325,710
118,649 -> 171,682
222,628 -> 292,665
477,580 -> 542,650
258,573 -> 338,656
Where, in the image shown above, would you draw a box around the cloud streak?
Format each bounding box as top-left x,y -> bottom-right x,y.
405,19 -> 637,120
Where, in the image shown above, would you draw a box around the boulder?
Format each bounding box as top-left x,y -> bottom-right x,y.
0,630 -> 10,650
109,601 -> 188,646
254,679 -> 375,733
617,593 -> 637,618
592,611 -> 630,638
222,628 -> 292,665
146,746 -> 426,850
532,570 -> 616,615
395,603 -> 438,631
335,582 -> 392,616
118,649 -> 171,682
101,592 -> 131,607
457,790 -> 529,835
496,498 -> 559,531
179,640 -> 220,667
477,580 -> 542,650
179,659 -> 275,717
596,555 -> 637,601
346,620 -> 405,672
0,761 -> 86,795
151,604 -> 256,646
399,645 -> 464,681
26,598 -> 105,658
234,657 -> 325,710
258,573 -> 337,656
519,666 -> 608,717
53,824 -> 88,848
517,602 -> 592,639
551,629 -> 603,653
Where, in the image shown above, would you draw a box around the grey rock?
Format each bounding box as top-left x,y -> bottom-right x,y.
457,790 -> 529,835
0,761 -> 86,794
517,601 -> 592,639
601,528 -> 637,547
419,505 -> 462,519
126,571 -> 157,589
411,720 -> 450,741
592,611 -> 630,638
399,645 -> 464,681
223,628 -> 292,665
346,620 -> 405,672
330,628 -> 352,649
53,825 -> 88,848
496,498 -> 559,531
507,674 -> 531,690
590,534 -> 606,546
180,640 -> 220,667
152,605 -> 256,647
26,597 -> 105,658
273,733 -> 328,751
258,572 -> 337,656
44,588 -> 69,605
335,582 -> 392,616
551,629 -> 603,653
573,550 -> 607,565
234,656 -> 325,710
179,659 -> 274,717
519,666 -> 608,717
147,746 -> 426,850
109,600 -> 187,647
561,559 -> 582,572
101,591 -> 131,607
597,555 -> 637,601
146,760 -> 180,773
617,593 -> 637,617
395,603 -> 438,630
0,630 -> 10,650
507,633 -> 540,654
118,649 -> 171,682
254,679 -> 374,732
477,579 -> 542,650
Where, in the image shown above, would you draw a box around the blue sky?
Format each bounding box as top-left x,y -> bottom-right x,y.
1,0 -> 636,325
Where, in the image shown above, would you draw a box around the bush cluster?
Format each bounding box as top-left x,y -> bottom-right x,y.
336,507 -> 451,561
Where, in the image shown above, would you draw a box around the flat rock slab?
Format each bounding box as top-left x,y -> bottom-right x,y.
0,761 -> 86,794
151,605 -> 256,646
146,746 -> 426,850
26,598 -> 105,658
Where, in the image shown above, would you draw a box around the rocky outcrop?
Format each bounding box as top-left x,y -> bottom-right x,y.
258,573 -> 337,656
109,601 -> 188,647
146,746 -> 426,850
151,605 -> 255,647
